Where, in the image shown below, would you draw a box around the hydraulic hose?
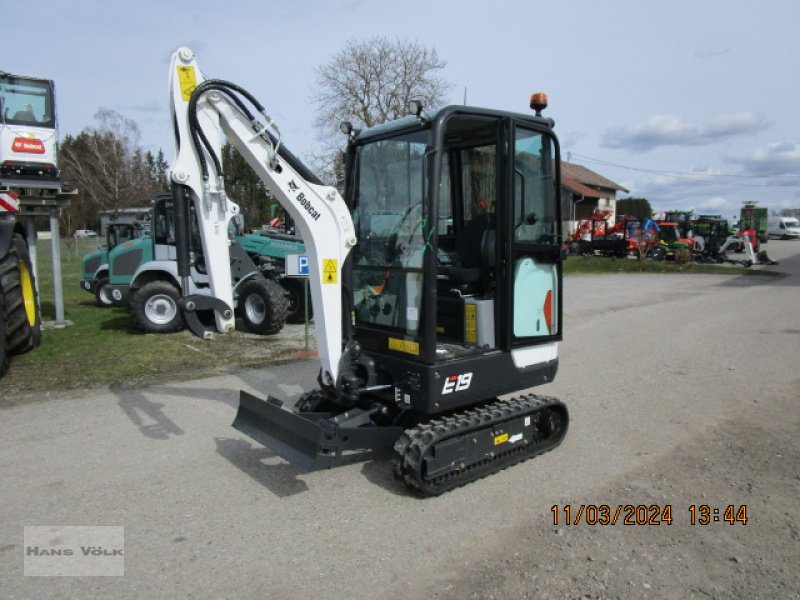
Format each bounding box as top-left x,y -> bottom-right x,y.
187,79 -> 323,186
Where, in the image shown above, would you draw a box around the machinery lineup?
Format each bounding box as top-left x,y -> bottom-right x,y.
569,206 -> 779,267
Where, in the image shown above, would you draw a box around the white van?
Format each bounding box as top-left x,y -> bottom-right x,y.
768,216 -> 800,239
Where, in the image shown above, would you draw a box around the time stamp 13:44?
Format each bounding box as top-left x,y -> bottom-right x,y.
551,504 -> 748,526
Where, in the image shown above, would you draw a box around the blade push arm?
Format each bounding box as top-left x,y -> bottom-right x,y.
169,47 -> 356,385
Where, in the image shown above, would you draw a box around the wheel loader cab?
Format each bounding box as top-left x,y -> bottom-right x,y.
348,107 -> 562,414
151,194 -> 208,273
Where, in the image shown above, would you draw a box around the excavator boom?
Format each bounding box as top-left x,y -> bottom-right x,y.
169,48 -> 356,385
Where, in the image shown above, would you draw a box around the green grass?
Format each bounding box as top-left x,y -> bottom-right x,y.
562,254 -> 782,276
1,239 -> 311,398
0,240 -> 781,397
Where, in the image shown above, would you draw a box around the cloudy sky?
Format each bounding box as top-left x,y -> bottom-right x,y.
4,0 -> 799,218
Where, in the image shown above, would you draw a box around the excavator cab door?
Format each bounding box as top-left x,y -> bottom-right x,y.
509,125 -> 561,344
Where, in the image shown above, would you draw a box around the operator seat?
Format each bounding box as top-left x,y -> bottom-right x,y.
439,213 -> 495,294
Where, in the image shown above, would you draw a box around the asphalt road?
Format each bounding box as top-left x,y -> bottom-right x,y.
1,242 -> 799,599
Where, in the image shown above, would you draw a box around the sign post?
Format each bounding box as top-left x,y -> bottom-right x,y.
285,254 -> 310,350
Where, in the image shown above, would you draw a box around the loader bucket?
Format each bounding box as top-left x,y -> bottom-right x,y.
232,391 -> 404,469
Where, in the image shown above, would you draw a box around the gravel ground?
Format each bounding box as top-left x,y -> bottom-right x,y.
0,240 -> 798,600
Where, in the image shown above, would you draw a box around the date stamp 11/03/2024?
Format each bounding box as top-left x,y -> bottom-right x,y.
551,504 -> 748,527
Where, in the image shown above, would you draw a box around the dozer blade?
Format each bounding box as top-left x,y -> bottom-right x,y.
232,391 -> 403,470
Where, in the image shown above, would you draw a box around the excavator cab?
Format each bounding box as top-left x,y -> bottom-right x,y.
346,107 -> 562,413
236,104 -> 568,495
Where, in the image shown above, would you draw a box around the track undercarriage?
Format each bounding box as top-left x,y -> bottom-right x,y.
234,390 -> 568,497
394,395 -> 568,496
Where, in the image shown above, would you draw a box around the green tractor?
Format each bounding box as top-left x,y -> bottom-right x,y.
649,221 -> 692,262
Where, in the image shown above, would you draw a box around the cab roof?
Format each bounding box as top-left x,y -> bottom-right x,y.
353,104 -> 555,143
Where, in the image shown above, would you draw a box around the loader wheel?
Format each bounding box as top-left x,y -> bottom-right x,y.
281,278 -> 313,324
94,277 -> 114,307
0,234 -> 42,355
237,278 -> 288,335
0,287 -> 9,377
132,280 -> 185,333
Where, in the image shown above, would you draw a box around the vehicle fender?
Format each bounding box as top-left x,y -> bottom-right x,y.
130,261 -> 182,291
232,271 -> 262,295
93,264 -> 110,280
130,260 -> 206,296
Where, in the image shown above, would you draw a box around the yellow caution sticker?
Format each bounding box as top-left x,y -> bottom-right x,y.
177,66 -> 197,101
464,303 -> 477,344
388,337 -> 420,356
493,433 -> 509,446
322,259 -> 338,284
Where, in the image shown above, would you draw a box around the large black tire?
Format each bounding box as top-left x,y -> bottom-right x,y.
281,278 -> 313,324
0,286 -> 9,377
131,280 -> 185,333
237,278 -> 288,335
94,276 -> 114,307
0,234 -> 42,355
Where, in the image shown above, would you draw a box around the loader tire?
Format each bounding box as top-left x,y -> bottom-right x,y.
132,280 -> 185,333
0,234 -> 42,355
94,277 -> 114,307
237,278 -> 288,335
281,278 -> 313,324
0,286 -> 9,377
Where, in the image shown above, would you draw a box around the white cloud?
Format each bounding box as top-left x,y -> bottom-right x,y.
697,196 -> 728,209
725,140 -> 800,175
602,112 -> 766,152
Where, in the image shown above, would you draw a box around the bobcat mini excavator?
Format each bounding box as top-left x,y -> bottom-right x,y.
169,48 -> 568,496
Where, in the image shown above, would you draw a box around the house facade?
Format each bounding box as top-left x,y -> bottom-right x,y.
560,161 -> 628,234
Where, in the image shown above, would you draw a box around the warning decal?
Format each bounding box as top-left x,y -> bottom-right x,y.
322,259 -> 338,284
177,66 -> 197,101
388,337 -> 420,356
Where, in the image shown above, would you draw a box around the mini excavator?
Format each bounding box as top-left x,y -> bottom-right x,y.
168,48 -> 568,495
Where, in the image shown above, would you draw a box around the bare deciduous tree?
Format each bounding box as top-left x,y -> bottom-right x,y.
60,109 -> 152,212
59,109 -> 168,233
309,37 -> 450,186
313,36 -> 449,131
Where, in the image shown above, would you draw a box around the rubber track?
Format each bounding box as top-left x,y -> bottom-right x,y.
393,395 -> 568,497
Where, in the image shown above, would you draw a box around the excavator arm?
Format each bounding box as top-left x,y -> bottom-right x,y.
168,47 -> 356,386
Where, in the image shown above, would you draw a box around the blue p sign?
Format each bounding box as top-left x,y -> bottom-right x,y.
286,254 -> 310,277
298,255 -> 309,276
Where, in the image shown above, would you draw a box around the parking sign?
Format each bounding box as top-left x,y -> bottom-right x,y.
286,254 -> 310,277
